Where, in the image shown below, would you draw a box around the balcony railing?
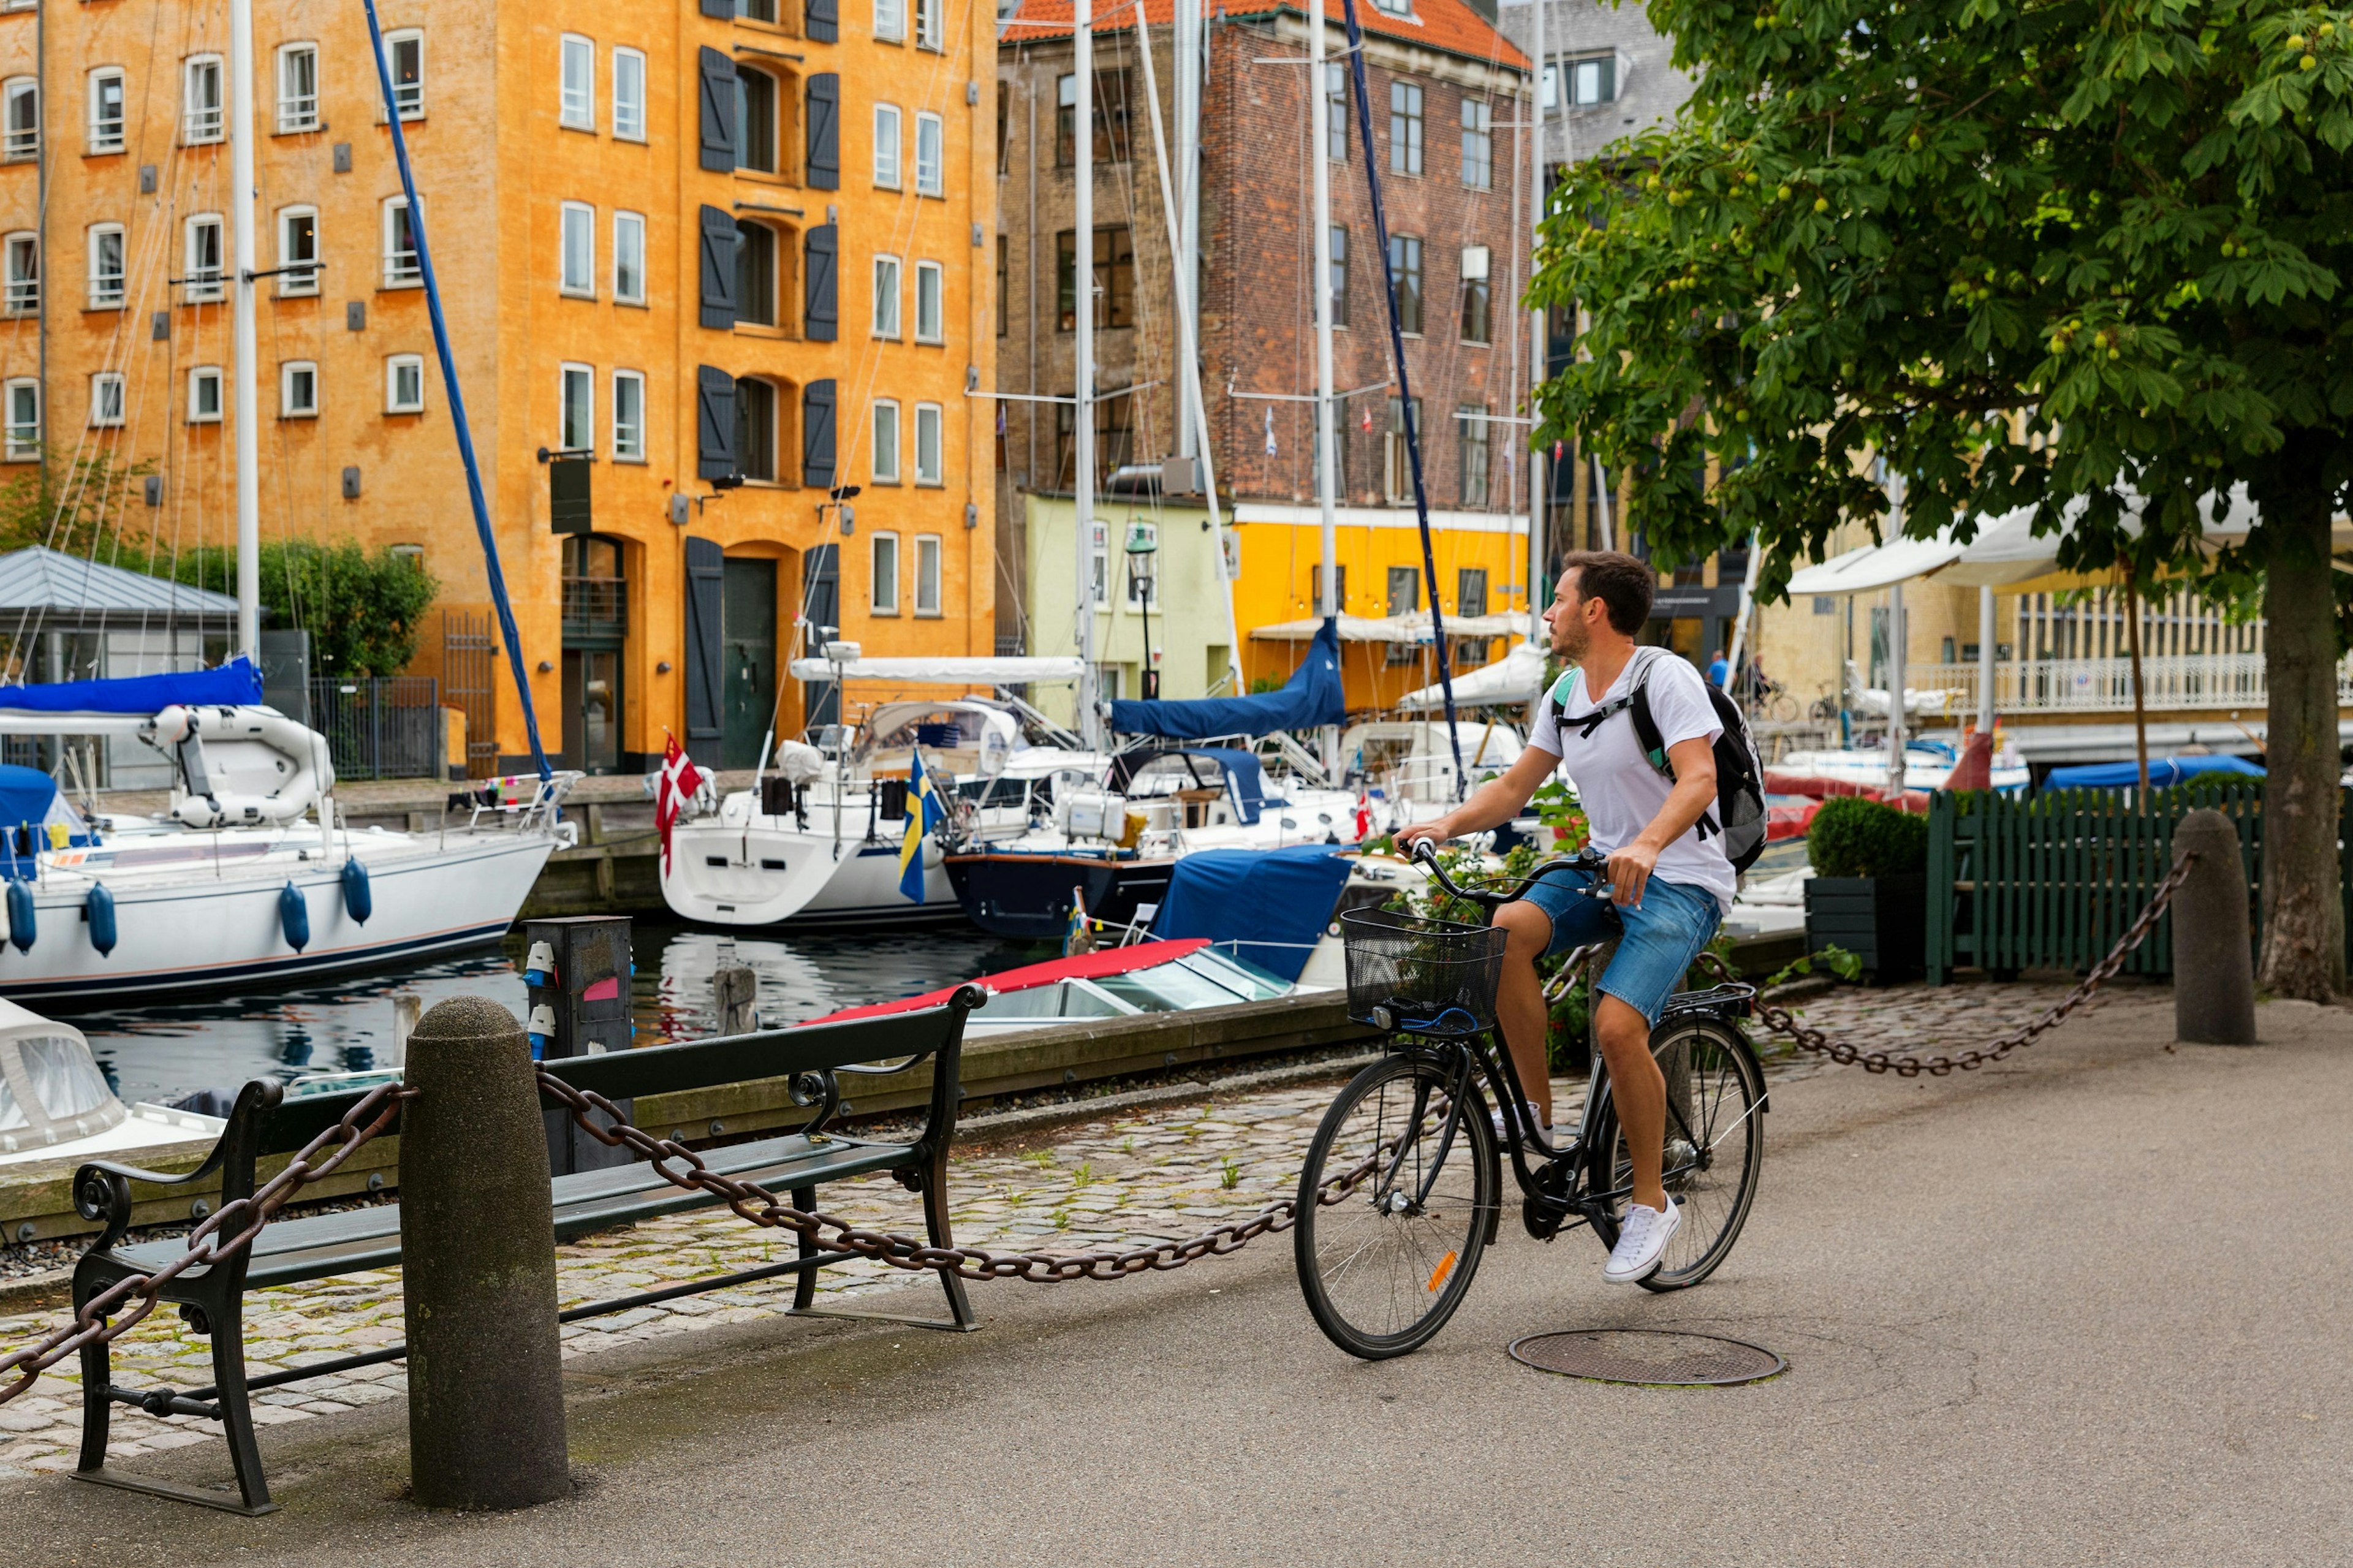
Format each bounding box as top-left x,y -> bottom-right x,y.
1898,654 -> 2353,716
561,576 -> 626,635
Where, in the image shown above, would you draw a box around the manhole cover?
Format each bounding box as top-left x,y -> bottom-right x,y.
1508,1329 -> 1786,1387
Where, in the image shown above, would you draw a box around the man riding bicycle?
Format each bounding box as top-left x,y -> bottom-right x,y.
1398,551 -> 1733,1286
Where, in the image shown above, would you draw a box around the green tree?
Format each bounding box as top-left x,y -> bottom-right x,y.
0,448 -> 158,558
1533,0 -> 2353,997
151,542 -> 438,676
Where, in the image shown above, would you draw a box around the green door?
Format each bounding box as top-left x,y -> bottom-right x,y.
720,558 -> 778,770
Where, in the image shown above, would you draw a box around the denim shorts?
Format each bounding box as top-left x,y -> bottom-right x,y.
1514,865 -> 1724,1026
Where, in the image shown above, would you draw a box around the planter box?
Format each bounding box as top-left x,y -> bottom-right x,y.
1805,873 -> 1927,982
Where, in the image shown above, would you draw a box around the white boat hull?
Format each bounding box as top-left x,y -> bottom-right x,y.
661,818 -> 955,928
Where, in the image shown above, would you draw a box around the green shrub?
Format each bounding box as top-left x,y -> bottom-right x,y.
1806,795 -> 1928,879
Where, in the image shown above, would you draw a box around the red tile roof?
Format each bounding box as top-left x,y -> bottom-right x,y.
1001,0 -> 1530,74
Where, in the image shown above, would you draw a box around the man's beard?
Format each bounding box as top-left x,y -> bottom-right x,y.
1553,612 -> 1588,662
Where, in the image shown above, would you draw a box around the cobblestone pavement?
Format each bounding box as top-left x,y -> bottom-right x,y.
0,974 -> 2161,1480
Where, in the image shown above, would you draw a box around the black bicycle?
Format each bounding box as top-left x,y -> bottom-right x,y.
1292,840 -> 1768,1359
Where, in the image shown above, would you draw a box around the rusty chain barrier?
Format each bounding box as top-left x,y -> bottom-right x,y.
0,1081 -> 412,1408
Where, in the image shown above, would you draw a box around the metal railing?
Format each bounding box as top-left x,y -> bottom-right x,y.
1899,654 -> 2353,716
561,575 -> 626,635
309,676 -> 440,781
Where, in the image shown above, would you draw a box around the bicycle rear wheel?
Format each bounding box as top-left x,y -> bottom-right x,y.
1294,1051 -> 1498,1359
1586,1017 -> 1765,1292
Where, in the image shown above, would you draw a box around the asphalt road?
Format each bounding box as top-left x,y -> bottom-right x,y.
6,988 -> 2348,1566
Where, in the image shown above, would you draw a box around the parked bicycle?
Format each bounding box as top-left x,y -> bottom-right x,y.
1292,840 -> 1768,1359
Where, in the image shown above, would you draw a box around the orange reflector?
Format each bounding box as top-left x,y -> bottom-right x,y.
1426,1249 -> 1458,1294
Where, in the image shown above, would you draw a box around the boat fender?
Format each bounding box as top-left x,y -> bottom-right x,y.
527,1001 -> 556,1060
279,881 -> 310,952
341,857 -> 373,925
524,939 -> 556,988
85,883 -> 116,957
4,879 -> 31,953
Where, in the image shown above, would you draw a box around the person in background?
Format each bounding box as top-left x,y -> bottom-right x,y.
1705,648 -> 1730,689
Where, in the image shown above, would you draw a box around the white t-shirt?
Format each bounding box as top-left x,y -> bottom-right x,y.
1528,648 -> 1737,912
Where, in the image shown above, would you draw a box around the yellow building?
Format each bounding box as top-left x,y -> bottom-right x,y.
0,0 -> 994,774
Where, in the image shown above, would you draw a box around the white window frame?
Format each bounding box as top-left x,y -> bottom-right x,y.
915,112 -> 944,197
914,260 -> 944,344
383,29 -> 425,121
559,34 -> 596,131
184,214 -> 226,303
3,232 -> 35,316
89,372 -> 126,429
559,201 -> 596,298
88,69 -> 127,156
184,55 -> 225,145
4,378 -> 39,461
873,0 -> 906,44
277,205 -> 320,298
612,47 -> 647,142
871,253 -> 902,339
613,210 -> 646,305
188,365 -> 224,425
873,104 -> 902,189
871,398 -> 901,483
915,0 -> 944,50
1088,520 -> 1110,608
913,403 -> 942,486
914,533 -> 942,616
385,354 -> 426,414
3,78 -> 38,163
612,368 -> 645,461
280,360 -> 319,420
276,43 -> 320,134
382,196 -> 420,287
559,362 -> 593,453
870,530 -> 901,615
86,224 -> 126,310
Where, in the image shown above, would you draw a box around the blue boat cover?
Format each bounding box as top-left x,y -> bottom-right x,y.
2044,755 -> 2265,789
0,656 -> 263,714
1108,618 -> 1344,739
0,762 -> 94,877
0,763 -> 58,827
1150,843 -> 1355,982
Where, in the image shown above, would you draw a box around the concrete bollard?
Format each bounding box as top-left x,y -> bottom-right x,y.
2170,809 -> 2257,1046
400,996 -> 570,1510
714,963 -> 759,1034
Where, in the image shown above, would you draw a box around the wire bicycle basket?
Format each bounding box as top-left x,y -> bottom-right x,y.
1341,906 -> 1507,1039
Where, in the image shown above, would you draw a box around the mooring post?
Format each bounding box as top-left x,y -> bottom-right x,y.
714,963 -> 758,1034
2170,808 -> 2257,1046
400,996 -> 570,1510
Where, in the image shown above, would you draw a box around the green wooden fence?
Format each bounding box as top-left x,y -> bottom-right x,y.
1923,782 -> 2353,984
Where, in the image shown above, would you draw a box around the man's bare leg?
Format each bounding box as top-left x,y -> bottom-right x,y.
1593,992 -> 1665,1211
1494,901 -> 1556,1129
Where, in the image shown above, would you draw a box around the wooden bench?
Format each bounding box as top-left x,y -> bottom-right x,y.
66,987 -> 983,1515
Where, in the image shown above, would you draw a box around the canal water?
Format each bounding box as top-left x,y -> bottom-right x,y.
70,922 -> 1047,1108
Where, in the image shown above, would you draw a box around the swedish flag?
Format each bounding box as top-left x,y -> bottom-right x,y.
897,748 -> 948,903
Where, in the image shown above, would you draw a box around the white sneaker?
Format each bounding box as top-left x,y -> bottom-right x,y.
1602,1198 -> 1681,1284
1490,1101 -> 1547,1149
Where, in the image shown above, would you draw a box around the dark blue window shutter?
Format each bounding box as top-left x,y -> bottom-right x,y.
806,0 -> 839,45
699,206 -> 738,330
697,366 -> 737,480
683,537 -> 726,753
699,48 -> 737,172
802,379 -> 836,491
804,224 -> 838,342
700,0 -> 731,14
800,543 -> 841,728
806,75 -> 839,190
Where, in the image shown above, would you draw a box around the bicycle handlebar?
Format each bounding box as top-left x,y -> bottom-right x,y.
1407,836 -> 1611,912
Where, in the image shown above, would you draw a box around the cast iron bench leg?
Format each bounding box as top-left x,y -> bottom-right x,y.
72,1273 -> 113,1477
924,1151 -> 978,1331
211,1297 -> 275,1514
791,1186 -> 819,1312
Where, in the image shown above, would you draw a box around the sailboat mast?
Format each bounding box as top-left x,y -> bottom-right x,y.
230,0 -> 260,657
1074,0 -> 1101,752
1309,0 -> 1339,775
1527,0 -> 1546,624
1175,0 -> 1200,463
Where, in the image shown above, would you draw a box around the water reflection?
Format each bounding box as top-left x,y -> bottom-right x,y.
75,921 -> 1040,1108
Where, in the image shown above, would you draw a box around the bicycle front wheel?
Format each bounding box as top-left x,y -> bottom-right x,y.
1294,1051 -> 1498,1359
1586,1017 -> 1765,1292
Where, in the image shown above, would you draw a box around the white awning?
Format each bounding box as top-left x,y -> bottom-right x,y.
787,656 -> 1084,684
1249,610 -> 1536,643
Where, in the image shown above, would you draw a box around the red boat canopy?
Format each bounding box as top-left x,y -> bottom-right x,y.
804,938 -> 1213,1025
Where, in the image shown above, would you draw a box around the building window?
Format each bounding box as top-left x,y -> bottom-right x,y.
88,69 -> 126,155
915,112 -> 944,195
736,219 -> 778,327
1389,81 -> 1422,176
89,372 -> 126,429
871,398 -> 901,482
278,206 -> 319,297
613,48 -> 647,142
184,215 -> 225,303
916,0 -> 944,50
188,366 -> 224,424
1457,567 -> 1488,617
872,252 -> 902,338
1388,232 -> 1422,335
3,78 -> 37,162
1055,227 -> 1134,330
1459,244 -> 1489,343
873,104 -> 902,188
277,44 -> 319,133
1325,63 -> 1347,161
1387,561 -> 1421,616
1457,406 -> 1490,507
560,202 -> 596,297
612,369 -> 645,460
738,0 -> 781,18
737,66 -> 779,173
1328,224 -> 1348,328
914,403 -> 942,485
2,232 -> 34,316
874,0 -> 905,44
184,55 -> 225,144
1374,0 -> 1412,15
4,379 -> 39,460
914,259 -> 944,343
735,377 -> 778,481
1460,97 -> 1491,189
386,354 -> 426,414
281,361 -> 319,419
1056,69 -> 1131,165
914,534 -> 942,614
1384,398 -> 1422,502
384,31 -> 425,120
88,225 -> 126,310
559,34 -> 595,130
384,197 -> 420,286
871,531 -> 901,614
1544,53 -> 1618,111
559,363 -> 593,452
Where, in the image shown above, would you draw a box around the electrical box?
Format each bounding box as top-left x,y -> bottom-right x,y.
523,915 -> 636,1175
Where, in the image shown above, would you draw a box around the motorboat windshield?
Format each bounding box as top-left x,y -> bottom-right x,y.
847,700 -> 1023,779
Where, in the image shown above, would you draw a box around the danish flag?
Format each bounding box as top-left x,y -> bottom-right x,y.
656,732 -> 707,875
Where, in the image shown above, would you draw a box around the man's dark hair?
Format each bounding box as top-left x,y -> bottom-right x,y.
1558,551 -> 1654,635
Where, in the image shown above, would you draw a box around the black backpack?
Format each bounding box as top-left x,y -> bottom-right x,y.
1548,648 -> 1770,874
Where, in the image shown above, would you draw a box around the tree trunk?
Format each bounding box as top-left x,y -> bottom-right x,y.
2256,444 -> 2345,1001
